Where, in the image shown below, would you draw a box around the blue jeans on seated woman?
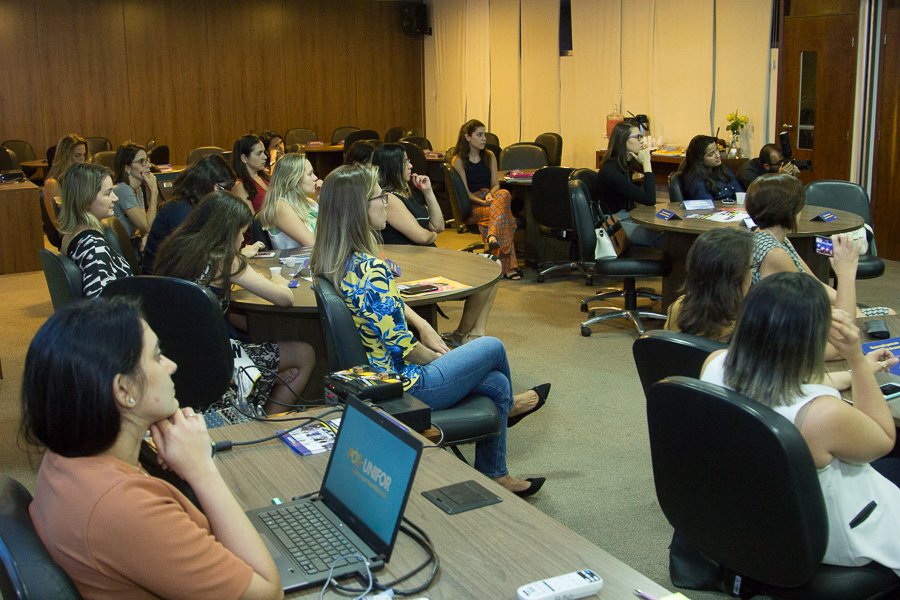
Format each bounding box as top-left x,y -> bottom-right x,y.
407,336 -> 512,478
616,209 -> 664,248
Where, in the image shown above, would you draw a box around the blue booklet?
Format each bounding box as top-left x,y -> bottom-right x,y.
861,337 -> 900,376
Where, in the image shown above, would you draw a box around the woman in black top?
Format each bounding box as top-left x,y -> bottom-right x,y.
373,144 -> 497,344
590,121 -> 662,247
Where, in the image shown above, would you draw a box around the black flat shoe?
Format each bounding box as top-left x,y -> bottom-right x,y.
487,236 -> 501,252
507,383 -> 550,427
513,477 -> 546,498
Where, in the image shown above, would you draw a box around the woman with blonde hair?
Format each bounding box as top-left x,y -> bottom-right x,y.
44,133 -> 90,205
58,162 -> 132,298
311,164 -> 550,496
258,153 -> 320,248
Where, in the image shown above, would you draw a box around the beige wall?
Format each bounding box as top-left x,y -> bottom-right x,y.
0,0 -> 424,165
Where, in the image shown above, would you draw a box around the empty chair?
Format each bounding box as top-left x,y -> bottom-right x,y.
0,146 -> 20,171
804,180 -> 884,281
46,145 -> 56,170
284,128 -> 317,147
186,146 -> 224,164
38,249 -> 83,311
342,129 -> 379,155
313,276 -> 500,454
530,166 -> 589,283
84,136 -> 111,155
499,143 -> 548,171
534,132 -> 563,167
442,163 -> 485,252
647,377 -> 900,599
148,145 -> 170,165
0,475 -> 81,600
93,150 -> 116,170
400,135 -> 433,151
569,179 -> 670,336
102,276 -> 232,412
331,126 -> 360,145
485,132 -> 500,147
1,139 -> 37,180
383,127 -> 407,143
668,171 -> 685,203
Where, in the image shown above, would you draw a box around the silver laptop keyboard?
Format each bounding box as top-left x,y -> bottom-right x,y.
260,503 -> 364,575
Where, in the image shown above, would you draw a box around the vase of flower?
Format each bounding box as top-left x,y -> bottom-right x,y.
725,109 -> 748,159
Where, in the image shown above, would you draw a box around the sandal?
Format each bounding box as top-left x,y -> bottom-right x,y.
487,235 -> 501,253
503,269 -> 523,280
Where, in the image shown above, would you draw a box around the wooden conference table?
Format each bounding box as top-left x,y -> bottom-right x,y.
630,202 -> 864,309
210,417 -> 672,599
231,245 -> 501,396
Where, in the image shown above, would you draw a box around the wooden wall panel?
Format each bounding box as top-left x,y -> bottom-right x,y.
0,0 -> 45,152
0,0 -> 424,164
122,0 -> 212,164
33,0 -> 133,153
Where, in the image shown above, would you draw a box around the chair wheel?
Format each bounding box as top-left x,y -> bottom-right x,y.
580,302 -> 588,313
537,275 -> 545,283
581,326 -> 592,337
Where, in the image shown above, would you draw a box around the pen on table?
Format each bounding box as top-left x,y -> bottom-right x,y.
634,590 -> 658,600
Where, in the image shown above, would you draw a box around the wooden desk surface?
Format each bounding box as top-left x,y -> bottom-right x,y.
210,418 -> 672,599
231,244 -> 501,313
20,159 -> 48,169
300,144 -> 343,153
0,180 -> 42,273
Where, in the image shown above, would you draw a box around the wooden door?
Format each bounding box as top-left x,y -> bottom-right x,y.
777,5 -> 858,184
871,1 -> 900,260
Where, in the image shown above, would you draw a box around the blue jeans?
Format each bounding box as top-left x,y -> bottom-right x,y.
407,336 -> 512,477
616,209 -> 665,248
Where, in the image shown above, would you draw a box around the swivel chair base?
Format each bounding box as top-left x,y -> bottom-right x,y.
580,278 -> 665,336
536,260 -> 592,284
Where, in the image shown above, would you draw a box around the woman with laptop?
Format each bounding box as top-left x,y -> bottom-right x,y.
372,143 -> 497,346
24,298 -> 284,599
258,153 -> 321,248
701,272 -> 900,575
311,164 -> 550,497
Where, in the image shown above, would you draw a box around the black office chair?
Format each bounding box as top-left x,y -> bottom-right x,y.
499,143 -> 548,171
342,130 -> 379,157
46,145 -> 56,170
442,163 -> 484,252
103,277 -> 232,412
331,126 -> 360,145
668,171 -> 685,203
284,128 -> 318,147
155,171 -> 180,203
384,127 -> 407,143
484,143 -> 503,164
534,133 -> 563,167
648,377 -> 900,599
38,249 -> 83,311
249,216 -> 273,249
530,167 -> 589,283
2,140 -> 38,181
84,136 -> 111,155
485,132 -> 500,147
93,150 -> 116,171
632,330 -> 726,400
398,141 -> 428,180
804,180 -> 884,282
0,146 -> 20,172
569,179 -> 669,336
38,190 -> 63,250
101,217 -> 140,274
186,146 -> 224,164
400,136 -> 433,151
0,475 -> 81,600
148,144 -> 170,166
313,277 -> 501,456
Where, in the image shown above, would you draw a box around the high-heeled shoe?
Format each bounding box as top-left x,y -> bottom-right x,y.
507,383 -> 550,428
513,477 -> 546,498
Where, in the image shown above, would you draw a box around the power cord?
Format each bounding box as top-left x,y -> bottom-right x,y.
212,406 -> 343,455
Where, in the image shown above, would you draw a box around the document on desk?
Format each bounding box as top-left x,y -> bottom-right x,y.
281,419 -> 341,456
397,276 -> 470,294
698,210 -> 748,223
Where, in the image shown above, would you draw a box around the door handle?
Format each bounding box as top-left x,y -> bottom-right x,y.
781,124 -> 794,129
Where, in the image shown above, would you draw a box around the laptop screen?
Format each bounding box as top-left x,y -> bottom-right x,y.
320,397 -> 422,560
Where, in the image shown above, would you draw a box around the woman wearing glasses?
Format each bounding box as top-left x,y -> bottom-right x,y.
591,122 -> 662,247
373,143 -> 497,345
258,153 -> 321,248
112,143 -> 158,249
680,134 -> 743,202
311,165 -> 550,496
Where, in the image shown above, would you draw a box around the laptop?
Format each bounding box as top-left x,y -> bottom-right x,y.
246,397 -> 423,592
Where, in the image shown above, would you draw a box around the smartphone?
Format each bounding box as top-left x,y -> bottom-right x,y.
400,284 -> 439,295
815,236 -> 834,256
880,382 -> 900,400
255,251 -> 276,259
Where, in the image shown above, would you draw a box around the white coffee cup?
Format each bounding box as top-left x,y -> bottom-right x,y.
735,192 -> 746,205
269,266 -> 282,279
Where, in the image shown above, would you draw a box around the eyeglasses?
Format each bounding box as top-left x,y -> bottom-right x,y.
131,157 -> 151,166
369,192 -> 389,206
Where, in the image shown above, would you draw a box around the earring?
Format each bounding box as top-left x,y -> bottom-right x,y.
127,397 -> 136,407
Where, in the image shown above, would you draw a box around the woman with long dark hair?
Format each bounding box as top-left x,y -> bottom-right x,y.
155,191 -> 314,414
591,121 -> 661,247
701,272 -> 900,574
449,119 -> 521,279
680,134 -> 742,201
112,142 -> 158,245
310,164 -> 549,496
24,298 -> 282,598
233,134 -> 270,213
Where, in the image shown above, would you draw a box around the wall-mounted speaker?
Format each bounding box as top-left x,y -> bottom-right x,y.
400,3 -> 431,36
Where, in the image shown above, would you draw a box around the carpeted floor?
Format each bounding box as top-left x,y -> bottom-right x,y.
2,231 -> 897,598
